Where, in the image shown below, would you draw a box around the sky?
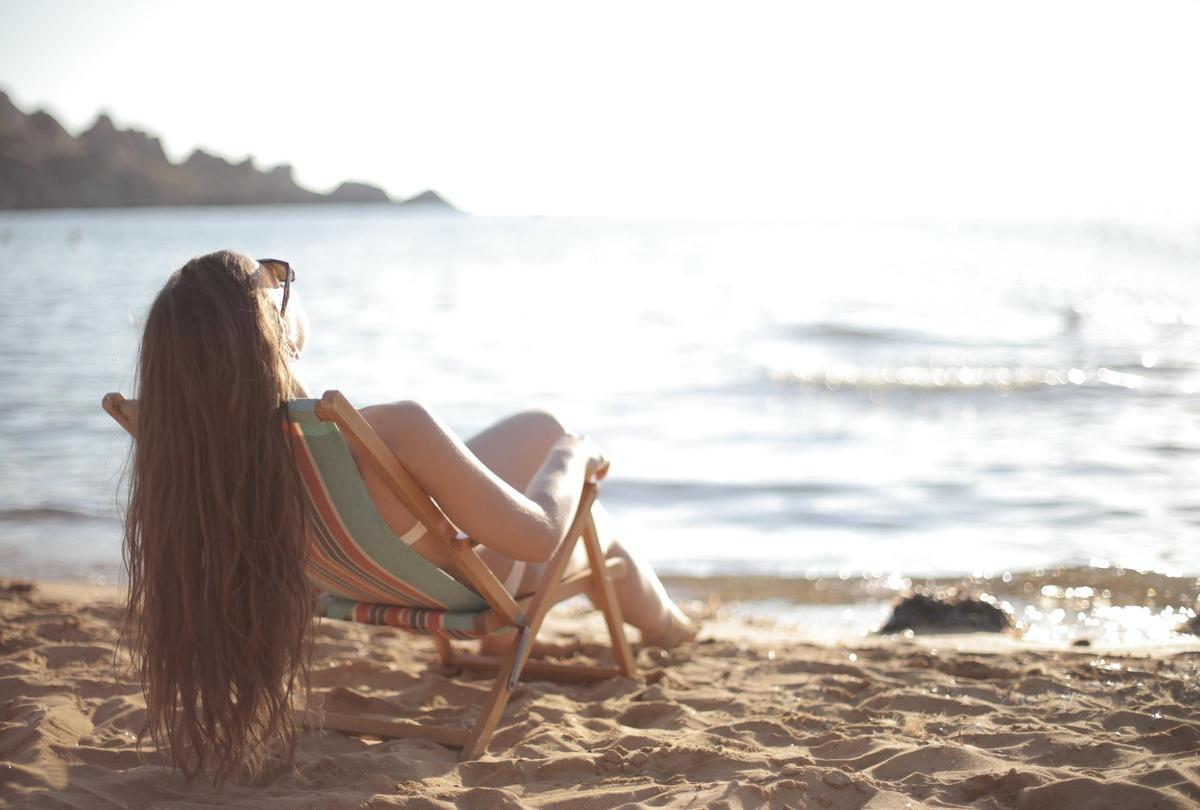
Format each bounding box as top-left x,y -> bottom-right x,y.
1,0 -> 1199,219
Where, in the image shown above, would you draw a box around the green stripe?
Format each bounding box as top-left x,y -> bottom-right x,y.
288,399 -> 488,613
286,399 -> 324,423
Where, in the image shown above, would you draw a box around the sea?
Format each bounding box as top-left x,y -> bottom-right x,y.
2,206 -> 1198,643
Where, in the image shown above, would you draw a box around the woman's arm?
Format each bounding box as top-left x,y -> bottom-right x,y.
359,400 -> 604,563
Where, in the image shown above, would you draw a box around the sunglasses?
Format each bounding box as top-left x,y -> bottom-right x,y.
258,258 -> 295,316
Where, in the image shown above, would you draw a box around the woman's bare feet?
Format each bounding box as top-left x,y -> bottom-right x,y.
640,608 -> 700,649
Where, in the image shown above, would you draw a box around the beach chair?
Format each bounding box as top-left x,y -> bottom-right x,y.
101,389 -> 637,760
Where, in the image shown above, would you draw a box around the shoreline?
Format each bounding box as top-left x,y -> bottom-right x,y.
663,565 -> 1200,608
14,572 -> 1200,661
21,561 -> 1200,604
15,563 -> 1200,655
663,566 -> 1200,651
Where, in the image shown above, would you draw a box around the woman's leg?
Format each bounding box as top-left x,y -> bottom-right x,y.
466,411 -> 696,646
465,410 -> 567,493
464,411 -> 586,595
589,502 -> 698,647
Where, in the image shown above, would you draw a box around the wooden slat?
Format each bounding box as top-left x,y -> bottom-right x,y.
508,482 -> 599,660
314,391 -> 459,542
432,636 -> 456,666
460,482 -> 600,760
583,513 -> 637,677
481,557 -> 628,634
455,654 -> 621,683
559,556 -> 628,594
315,390 -> 524,628
442,537 -> 525,628
298,708 -> 468,746
102,393 -> 138,437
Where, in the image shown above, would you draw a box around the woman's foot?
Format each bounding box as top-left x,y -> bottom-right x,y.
640,608 -> 700,649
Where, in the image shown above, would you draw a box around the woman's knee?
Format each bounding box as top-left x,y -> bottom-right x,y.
508,409 -> 567,447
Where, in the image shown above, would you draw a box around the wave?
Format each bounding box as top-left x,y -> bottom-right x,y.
767,364 -> 1178,393
601,478 -> 862,504
787,321 -> 995,347
0,507 -> 117,523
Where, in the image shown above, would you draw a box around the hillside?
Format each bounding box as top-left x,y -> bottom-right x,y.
0,92 -> 454,211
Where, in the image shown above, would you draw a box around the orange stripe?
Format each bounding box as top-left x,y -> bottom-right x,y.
296,438 -> 429,606
291,428 -> 418,604
292,431 -> 406,604
306,533 -> 391,602
290,427 -> 443,607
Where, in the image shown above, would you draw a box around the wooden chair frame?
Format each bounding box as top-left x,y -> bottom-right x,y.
102,389 -> 637,760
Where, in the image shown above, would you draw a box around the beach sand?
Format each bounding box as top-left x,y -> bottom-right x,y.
3,581 -> 1200,809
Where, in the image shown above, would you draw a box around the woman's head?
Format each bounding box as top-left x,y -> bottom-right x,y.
123,250 -> 314,784
139,251 -> 304,393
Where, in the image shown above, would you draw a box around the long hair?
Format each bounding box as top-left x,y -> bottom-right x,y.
122,250 -> 313,784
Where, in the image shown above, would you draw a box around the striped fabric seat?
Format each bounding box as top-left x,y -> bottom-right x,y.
287,399 -> 491,638
318,594 -> 490,639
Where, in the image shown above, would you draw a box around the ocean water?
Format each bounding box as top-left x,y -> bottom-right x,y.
1,206 -> 1199,591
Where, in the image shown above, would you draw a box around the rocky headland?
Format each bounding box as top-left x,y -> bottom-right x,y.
0,91 -> 454,211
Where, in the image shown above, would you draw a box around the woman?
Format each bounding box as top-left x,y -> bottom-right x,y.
122,250 -> 696,783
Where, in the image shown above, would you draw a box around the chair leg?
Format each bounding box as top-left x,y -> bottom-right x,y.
459,528 -> 637,760
460,490 -> 599,760
433,636 -> 456,666
460,637 -> 522,760
581,513 -> 637,676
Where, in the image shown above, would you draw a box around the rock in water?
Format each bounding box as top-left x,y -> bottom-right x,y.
880,592 -> 1012,634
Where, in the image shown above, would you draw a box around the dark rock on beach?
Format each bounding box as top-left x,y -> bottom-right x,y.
1179,614 -> 1200,636
0,90 -> 455,211
880,592 -> 1012,634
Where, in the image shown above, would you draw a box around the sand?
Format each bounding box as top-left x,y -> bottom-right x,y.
3,582 -> 1200,809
